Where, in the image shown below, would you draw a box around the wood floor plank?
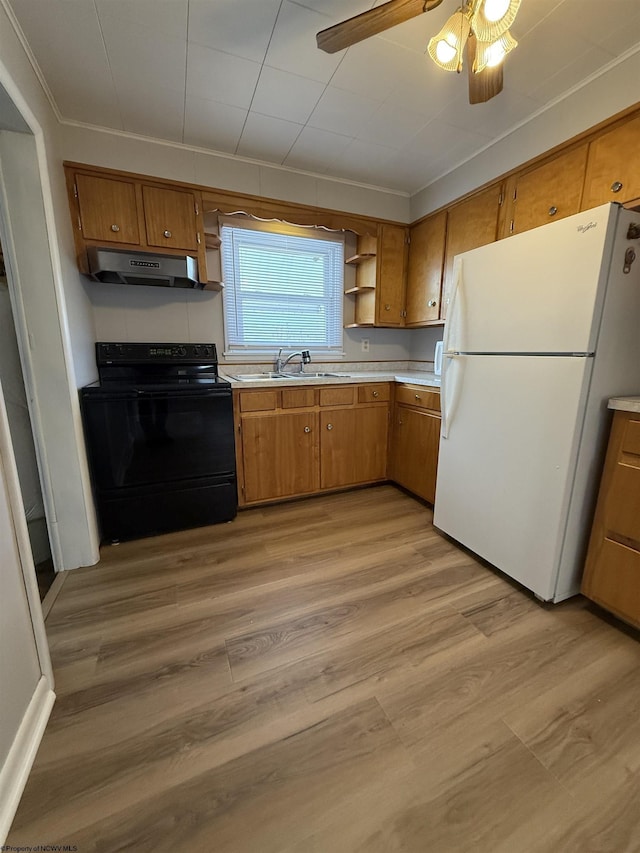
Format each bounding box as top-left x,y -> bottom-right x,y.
8,484 -> 640,851
14,699 -> 412,853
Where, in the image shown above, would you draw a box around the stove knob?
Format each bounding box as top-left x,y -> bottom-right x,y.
192,345 -> 201,356
175,346 -> 187,357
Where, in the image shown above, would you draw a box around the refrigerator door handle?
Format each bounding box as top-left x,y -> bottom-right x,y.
441,258 -> 463,440
441,353 -> 455,439
443,256 -> 464,356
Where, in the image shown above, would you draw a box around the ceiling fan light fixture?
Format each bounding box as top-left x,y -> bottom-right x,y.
427,8 -> 472,72
470,0 -> 521,42
473,29 -> 517,72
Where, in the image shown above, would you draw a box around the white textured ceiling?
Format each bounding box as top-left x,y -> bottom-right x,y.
7,0 -> 640,193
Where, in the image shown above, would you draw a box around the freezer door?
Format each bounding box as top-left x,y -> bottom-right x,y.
434,354 -> 592,600
444,203 -> 618,355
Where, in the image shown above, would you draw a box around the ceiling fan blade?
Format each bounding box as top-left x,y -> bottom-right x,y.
466,33 -> 504,104
316,0 -> 443,54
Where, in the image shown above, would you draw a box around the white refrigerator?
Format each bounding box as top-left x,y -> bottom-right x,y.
433,202 -> 640,602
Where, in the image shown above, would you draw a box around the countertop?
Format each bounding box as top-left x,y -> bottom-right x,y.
608,396 -> 640,413
220,369 -> 441,390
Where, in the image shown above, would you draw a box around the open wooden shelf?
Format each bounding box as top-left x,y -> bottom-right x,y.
344,285 -> 375,295
345,253 -> 376,265
204,233 -> 221,249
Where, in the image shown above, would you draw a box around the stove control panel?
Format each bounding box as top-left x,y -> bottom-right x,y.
96,342 -> 217,364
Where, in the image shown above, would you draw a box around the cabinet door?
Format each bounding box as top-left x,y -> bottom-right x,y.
320,407 -> 388,489
142,185 -> 199,251
582,412 -> 640,627
375,224 -> 407,327
442,185 -> 501,319
511,145 -> 588,235
582,114 -> 640,209
391,407 -> 440,504
241,412 -> 318,503
75,173 -> 140,245
405,211 -> 447,325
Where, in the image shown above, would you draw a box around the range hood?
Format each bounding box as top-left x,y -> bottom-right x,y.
87,247 -> 200,289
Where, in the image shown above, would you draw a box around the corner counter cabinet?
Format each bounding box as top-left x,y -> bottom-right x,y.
582,406 -> 640,628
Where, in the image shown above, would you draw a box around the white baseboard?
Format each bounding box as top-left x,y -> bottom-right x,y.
0,676 -> 55,843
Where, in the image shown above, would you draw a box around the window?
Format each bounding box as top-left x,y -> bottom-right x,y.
220,220 -> 344,358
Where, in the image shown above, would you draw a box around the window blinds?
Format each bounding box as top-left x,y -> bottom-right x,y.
221,223 -> 344,356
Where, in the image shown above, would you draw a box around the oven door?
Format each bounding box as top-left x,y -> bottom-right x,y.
81,388 -> 235,491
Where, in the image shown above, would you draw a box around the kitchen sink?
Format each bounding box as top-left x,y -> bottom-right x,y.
227,371 -> 350,381
285,372 -> 349,379
226,372 -> 285,381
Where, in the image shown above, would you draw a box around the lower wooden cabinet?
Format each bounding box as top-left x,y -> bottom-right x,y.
235,384 -> 390,506
320,407 -> 388,490
390,385 -> 441,504
582,409 -> 640,627
240,411 -> 318,503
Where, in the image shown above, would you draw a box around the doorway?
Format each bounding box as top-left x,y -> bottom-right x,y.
0,237 -> 54,599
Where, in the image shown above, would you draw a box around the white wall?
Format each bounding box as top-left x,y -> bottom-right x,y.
90,281 -> 414,365
59,123 -> 414,363
411,49 -> 640,220
0,0 -> 99,568
410,326 -> 443,365
58,123 -> 411,223
0,379 -> 54,844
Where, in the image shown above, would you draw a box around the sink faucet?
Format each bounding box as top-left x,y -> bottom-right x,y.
275,349 -> 311,373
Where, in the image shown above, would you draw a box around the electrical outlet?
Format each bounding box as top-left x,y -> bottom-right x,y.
361,338 -> 370,353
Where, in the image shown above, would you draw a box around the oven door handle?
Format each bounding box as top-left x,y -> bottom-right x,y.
133,388 -> 230,398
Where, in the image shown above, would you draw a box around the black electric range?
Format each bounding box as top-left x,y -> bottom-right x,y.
80,342 -> 237,542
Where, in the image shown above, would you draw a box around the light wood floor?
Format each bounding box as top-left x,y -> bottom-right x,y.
9,485 -> 640,852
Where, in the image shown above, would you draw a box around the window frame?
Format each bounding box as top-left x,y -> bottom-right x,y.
220,217 -> 345,361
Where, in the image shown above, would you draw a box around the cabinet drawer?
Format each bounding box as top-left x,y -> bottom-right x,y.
281,388 -> 315,409
358,383 -> 390,403
583,537 -> 640,627
605,462 -> 640,545
239,390 -> 278,412
621,418 -> 640,456
319,386 -> 356,407
395,385 -> 440,412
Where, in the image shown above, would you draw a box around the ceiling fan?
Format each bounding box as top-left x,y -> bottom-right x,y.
316,0 -> 522,104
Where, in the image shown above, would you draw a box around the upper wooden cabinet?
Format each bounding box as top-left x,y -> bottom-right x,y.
141,185 -> 200,252
65,165 -> 208,282
346,224 -> 408,328
405,210 -> 447,326
508,145 -> 589,236
582,114 -> 640,209
74,173 -> 141,245
376,224 -> 408,326
442,185 -> 503,319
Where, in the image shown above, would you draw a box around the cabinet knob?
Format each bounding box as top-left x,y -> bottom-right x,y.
428,300 -> 437,307
548,206 -> 558,216
611,181 -> 623,193
326,423 -> 333,430
415,394 -> 421,400
384,304 -> 391,311
372,391 -> 379,398
111,224 -> 120,232
163,229 -> 172,238
304,426 -> 311,433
